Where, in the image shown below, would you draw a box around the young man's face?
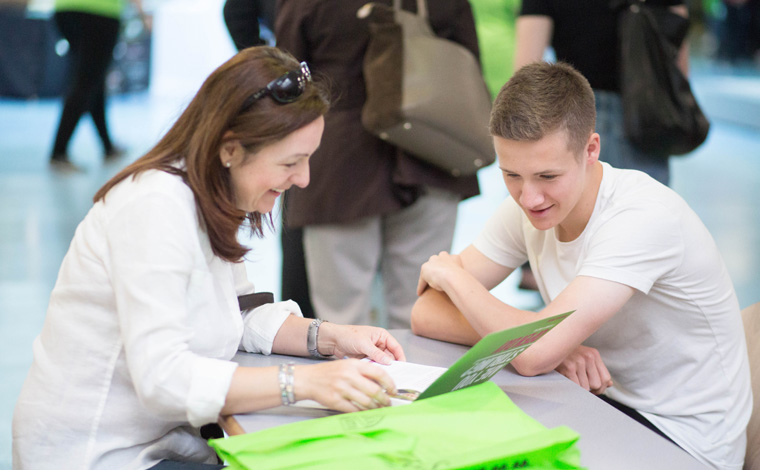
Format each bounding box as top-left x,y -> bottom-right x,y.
494,129 -> 600,239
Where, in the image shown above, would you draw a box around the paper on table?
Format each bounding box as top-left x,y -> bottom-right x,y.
292,360 -> 447,409
368,360 -> 447,405
292,311 -> 575,411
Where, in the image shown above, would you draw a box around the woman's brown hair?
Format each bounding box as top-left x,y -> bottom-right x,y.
94,46 -> 330,262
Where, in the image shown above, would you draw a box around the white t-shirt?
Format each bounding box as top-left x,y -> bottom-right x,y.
12,170 -> 299,470
474,163 -> 752,469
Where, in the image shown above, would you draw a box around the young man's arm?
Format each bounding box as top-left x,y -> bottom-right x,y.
411,289 -> 481,346
412,244 -> 516,344
411,245 -> 635,392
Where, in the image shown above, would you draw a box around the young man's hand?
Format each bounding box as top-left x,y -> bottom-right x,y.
416,251 -> 464,296
555,345 -> 613,394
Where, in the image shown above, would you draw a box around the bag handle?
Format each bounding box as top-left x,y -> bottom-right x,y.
392,0 -> 428,18
237,292 -> 274,311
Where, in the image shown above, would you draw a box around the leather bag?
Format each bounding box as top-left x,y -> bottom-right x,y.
357,0 -> 495,176
617,0 -> 710,156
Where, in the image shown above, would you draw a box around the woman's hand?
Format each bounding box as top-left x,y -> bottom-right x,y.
317,323 -> 406,365
295,359 -> 397,412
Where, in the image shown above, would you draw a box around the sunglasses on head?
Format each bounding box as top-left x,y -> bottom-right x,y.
240,62 -> 312,111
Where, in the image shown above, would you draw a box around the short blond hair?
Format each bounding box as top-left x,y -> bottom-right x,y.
489,61 -> 596,155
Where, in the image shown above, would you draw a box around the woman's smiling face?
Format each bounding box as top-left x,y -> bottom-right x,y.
222,116 -> 324,214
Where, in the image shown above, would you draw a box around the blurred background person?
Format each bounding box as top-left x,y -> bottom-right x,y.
222,0 -> 275,49
514,0 -> 690,187
468,0 -> 541,292
716,0 -> 760,65
49,0 -> 147,171
468,0 -> 522,100
274,0 -> 481,329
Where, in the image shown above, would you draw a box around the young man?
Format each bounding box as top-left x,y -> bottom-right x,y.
411,62 -> 751,470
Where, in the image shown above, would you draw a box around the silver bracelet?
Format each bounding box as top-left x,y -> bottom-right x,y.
307,319 -> 331,359
278,363 -> 296,406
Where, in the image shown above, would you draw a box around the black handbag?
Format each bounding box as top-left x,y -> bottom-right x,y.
357,0 -> 495,176
617,0 -> 710,156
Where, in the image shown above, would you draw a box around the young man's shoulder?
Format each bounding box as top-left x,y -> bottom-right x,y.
600,164 -> 687,215
589,165 -> 698,247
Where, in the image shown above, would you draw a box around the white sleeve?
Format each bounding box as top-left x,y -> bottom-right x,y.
106,190 -> 237,427
240,300 -> 303,354
579,202 -> 684,294
472,197 -> 528,268
231,261 -> 303,354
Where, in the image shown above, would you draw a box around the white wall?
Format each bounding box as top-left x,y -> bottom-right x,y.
150,0 -> 237,101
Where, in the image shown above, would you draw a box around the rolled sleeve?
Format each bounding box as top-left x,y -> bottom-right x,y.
240,300 -> 303,354
186,357 -> 238,426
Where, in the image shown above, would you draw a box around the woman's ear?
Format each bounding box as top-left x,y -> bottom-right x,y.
219,132 -> 242,168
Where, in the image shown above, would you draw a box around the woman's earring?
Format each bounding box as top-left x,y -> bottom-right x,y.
225,161 -> 232,168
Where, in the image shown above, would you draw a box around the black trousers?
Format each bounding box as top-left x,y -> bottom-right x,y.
52,11 -> 120,158
598,395 -> 680,448
147,461 -> 224,470
281,225 -> 315,318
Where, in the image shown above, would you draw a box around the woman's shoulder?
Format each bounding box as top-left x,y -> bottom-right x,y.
103,169 -> 194,211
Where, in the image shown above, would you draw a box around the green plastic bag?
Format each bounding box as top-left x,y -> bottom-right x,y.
209,382 -> 583,469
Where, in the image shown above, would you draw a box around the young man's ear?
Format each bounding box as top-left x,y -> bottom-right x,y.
584,132 -> 601,165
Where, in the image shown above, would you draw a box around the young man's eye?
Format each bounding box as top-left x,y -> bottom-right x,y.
540,174 -> 557,180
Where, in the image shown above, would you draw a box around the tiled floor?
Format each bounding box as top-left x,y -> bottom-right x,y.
1,10 -> 759,469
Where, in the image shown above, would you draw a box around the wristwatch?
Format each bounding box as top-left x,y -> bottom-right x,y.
307,319 -> 330,359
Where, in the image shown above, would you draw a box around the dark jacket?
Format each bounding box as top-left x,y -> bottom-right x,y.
275,0 -> 481,228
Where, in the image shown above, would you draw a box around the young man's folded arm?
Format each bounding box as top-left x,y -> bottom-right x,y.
410,289 -> 481,346
411,245 -> 515,345
411,245 -> 635,379
511,276 -> 635,377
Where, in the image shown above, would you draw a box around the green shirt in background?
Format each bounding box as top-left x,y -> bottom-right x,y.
468,0 -> 521,100
54,0 -> 125,19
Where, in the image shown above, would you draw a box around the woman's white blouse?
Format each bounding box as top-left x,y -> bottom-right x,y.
12,170 -> 299,470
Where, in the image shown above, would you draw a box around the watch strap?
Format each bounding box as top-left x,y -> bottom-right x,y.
307,319 -> 330,359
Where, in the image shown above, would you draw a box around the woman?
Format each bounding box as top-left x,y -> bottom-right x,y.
13,47 -> 403,470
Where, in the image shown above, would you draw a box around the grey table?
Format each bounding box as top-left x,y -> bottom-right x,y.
228,329 -> 709,470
